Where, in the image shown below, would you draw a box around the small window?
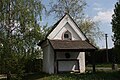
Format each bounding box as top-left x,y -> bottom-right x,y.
64,34 -> 69,38
63,31 -> 72,40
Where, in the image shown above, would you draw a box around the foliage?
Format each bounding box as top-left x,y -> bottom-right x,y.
111,1 -> 120,63
0,0 -> 45,79
48,0 -> 86,21
47,0 -> 103,45
80,18 -> 103,45
24,59 -> 43,73
93,48 -> 114,64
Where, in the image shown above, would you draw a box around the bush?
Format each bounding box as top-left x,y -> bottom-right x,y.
24,59 -> 43,73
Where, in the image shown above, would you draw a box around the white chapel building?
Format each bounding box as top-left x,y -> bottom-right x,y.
38,13 -> 97,74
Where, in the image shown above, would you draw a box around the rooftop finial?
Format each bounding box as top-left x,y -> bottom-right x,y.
64,8 -> 69,14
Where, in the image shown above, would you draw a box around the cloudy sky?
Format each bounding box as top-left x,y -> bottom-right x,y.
42,0 -> 118,49
85,0 -> 117,48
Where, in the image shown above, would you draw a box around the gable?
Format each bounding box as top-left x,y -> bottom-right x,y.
51,22 -> 81,40
47,14 -> 87,41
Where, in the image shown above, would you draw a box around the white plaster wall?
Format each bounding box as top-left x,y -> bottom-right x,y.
43,14 -> 86,73
42,45 -> 85,73
57,52 -> 79,72
42,44 -> 49,73
42,40 -> 54,74
47,15 -> 86,40
52,23 -> 81,40
48,44 -> 54,74
56,52 -> 85,73
56,52 -> 79,59
58,61 -> 78,71
78,52 -> 85,73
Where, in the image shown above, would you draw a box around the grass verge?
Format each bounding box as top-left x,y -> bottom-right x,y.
23,71 -> 120,80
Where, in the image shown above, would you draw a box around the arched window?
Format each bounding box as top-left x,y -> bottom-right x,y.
63,30 -> 72,40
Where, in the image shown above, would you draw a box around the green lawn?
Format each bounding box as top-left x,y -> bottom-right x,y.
87,63 -> 120,67
23,71 -> 120,80
1,63 -> 120,80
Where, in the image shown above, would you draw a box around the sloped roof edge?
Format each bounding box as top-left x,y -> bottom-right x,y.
45,13 -> 89,41
49,40 -> 97,50
38,13 -> 90,46
45,14 -> 66,39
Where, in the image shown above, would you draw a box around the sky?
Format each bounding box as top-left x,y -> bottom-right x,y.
85,0 -> 117,49
42,0 -> 118,49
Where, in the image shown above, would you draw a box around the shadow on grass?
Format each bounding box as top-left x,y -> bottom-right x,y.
22,72 -> 50,80
23,71 -> 120,80
52,71 -> 120,80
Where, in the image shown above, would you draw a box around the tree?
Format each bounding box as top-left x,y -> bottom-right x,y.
0,0 -> 44,79
111,0 -> 120,63
47,0 -> 103,45
80,18 -> 103,45
48,0 -> 86,21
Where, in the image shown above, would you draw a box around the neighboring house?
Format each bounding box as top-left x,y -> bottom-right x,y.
38,13 -> 97,74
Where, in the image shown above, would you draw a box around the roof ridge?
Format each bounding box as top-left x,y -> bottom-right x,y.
45,14 -> 67,39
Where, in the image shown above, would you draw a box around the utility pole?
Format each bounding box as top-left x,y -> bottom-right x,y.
105,34 -> 109,62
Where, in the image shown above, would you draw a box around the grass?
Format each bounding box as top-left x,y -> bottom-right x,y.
23,71 -> 120,80
1,63 -> 120,80
86,63 -> 120,67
